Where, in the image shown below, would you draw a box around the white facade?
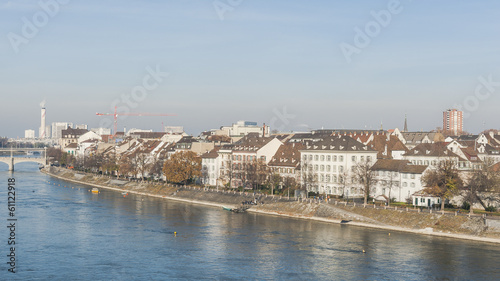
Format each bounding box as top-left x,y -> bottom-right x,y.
52,122 -> 73,139
24,129 -> 35,139
217,121 -> 270,137
201,155 -> 222,186
373,169 -> 427,203
300,150 -> 378,197
91,127 -> 112,136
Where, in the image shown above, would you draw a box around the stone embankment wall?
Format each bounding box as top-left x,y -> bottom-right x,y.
251,201 -> 500,239
44,167 -> 293,207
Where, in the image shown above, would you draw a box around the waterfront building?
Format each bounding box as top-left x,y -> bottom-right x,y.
371,159 -> 428,203
267,142 -> 304,185
299,135 -> 378,197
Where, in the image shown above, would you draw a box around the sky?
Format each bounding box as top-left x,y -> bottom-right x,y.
1,0 -> 500,138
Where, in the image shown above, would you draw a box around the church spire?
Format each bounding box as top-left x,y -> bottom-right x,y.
403,114 -> 408,132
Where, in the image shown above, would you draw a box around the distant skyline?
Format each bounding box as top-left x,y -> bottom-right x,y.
2,0 -> 500,138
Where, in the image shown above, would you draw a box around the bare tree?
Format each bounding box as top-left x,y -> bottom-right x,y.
352,160 -> 376,205
422,159 -> 463,210
465,160 -> 500,214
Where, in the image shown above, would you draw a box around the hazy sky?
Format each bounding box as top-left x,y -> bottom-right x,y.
2,0 -> 500,138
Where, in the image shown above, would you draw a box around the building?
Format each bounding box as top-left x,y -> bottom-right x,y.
52,122 -> 73,139
299,135 -> 378,197
371,159 -> 428,203
60,128 -> 88,148
201,149 -> 222,186
24,129 -> 35,139
216,121 -> 270,138
231,134 -> 283,188
75,124 -> 88,130
267,142 -> 304,183
443,109 -> 463,136
91,127 -> 112,136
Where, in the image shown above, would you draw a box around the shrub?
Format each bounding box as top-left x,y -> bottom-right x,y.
485,206 -> 497,212
461,201 -> 470,211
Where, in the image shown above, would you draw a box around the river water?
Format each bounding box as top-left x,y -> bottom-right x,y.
0,164 -> 499,280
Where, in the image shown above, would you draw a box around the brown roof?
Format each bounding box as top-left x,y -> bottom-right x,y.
61,128 -> 88,138
201,148 -> 219,159
371,159 -> 427,174
232,135 -> 275,152
268,142 -> 304,168
403,142 -> 460,158
301,135 -> 375,152
367,135 -> 409,159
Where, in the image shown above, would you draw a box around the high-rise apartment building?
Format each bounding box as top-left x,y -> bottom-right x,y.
443,109 -> 463,135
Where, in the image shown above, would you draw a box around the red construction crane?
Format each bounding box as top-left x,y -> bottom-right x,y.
96,106 -> 176,139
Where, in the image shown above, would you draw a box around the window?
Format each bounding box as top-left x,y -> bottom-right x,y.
326,165 -> 331,172
303,155 -> 307,161
411,174 -> 415,179
333,175 -> 338,183
403,182 -> 408,187
333,155 -> 337,161
327,155 -> 331,161
403,174 -> 407,179
339,156 -> 344,162
320,155 -> 325,161
352,156 -> 356,161
410,183 -> 415,188
308,155 -> 312,161
326,175 -> 330,182
320,174 -> 324,182
314,165 -> 318,171
360,156 -> 364,161
314,155 -> 319,161
339,165 -> 344,172
421,198 -> 425,203
332,165 -> 336,172
367,156 -> 371,162
320,165 -> 324,171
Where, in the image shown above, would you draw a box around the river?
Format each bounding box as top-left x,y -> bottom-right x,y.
0,163 -> 499,280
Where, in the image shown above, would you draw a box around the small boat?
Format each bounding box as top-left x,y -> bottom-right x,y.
92,188 -> 99,194
222,206 -> 232,212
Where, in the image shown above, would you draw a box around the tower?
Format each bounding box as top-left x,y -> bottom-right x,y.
443,109 -> 463,136
403,114 -> 408,132
39,100 -> 46,139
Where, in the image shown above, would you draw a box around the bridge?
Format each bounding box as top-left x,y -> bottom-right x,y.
0,148 -> 47,171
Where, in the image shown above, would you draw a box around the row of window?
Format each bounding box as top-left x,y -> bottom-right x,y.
309,164 -> 344,173
374,171 -> 416,179
303,154 -> 372,163
232,155 -> 266,162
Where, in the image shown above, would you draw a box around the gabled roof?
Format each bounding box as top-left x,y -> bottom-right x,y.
61,128 -> 88,138
268,142 -> 304,168
371,159 -> 427,174
201,148 -> 220,159
367,134 -> 409,159
403,142 -> 460,158
232,135 -> 276,152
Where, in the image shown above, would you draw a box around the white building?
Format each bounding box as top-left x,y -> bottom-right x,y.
24,129 -> 35,139
52,122 -> 73,139
216,121 -> 270,137
91,127 -> 112,136
299,136 -> 378,197
201,149 -> 222,186
371,159 -> 428,203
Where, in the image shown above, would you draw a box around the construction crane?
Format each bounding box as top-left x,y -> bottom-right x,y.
96,106 -> 176,140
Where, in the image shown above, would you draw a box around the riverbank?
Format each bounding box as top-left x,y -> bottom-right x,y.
42,167 -> 500,244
